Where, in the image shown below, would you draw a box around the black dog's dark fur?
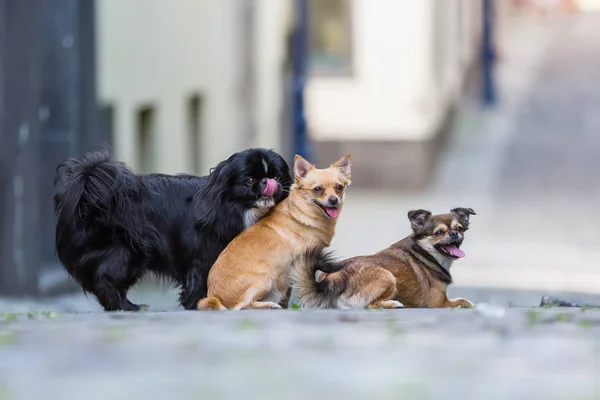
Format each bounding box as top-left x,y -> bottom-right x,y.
54,149 -> 291,311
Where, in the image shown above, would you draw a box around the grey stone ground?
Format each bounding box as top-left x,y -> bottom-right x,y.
0,308 -> 599,400
2,10 -> 600,400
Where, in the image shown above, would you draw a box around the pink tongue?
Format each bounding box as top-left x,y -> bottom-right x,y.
262,178 -> 278,197
325,207 -> 340,219
445,245 -> 465,258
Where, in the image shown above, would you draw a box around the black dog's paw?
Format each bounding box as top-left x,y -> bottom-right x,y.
118,301 -> 149,312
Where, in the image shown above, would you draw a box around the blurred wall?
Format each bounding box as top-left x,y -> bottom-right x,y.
96,0 -> 291,175
306,0 -> 483,189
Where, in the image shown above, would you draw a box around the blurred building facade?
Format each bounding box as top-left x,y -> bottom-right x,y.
96,0 -> 291,175
97,0 -> 486,187
306,0 -> 484,189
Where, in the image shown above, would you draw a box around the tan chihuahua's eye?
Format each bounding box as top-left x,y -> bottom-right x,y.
435,230 -> 444,236
335,184 -> 344,191
313,187 -> 323,193
456,226 -> 463,232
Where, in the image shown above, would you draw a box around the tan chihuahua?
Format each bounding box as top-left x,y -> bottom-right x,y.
197,153 -> 351,310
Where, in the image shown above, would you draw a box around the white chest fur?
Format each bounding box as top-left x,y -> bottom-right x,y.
243,197 -> 275,228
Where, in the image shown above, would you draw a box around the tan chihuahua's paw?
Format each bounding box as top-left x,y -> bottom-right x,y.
244,301 -> 283,310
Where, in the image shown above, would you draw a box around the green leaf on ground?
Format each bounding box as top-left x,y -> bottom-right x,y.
102,326 -> 130,342
526,310 -> 542,327
0,331 -> 16,347
42,310 -> 60,319
578,319 -> 594,328
0,382 -> 11,400
1,314 -> 17,324
236,319 -> 258,331
386,320 -> 404,337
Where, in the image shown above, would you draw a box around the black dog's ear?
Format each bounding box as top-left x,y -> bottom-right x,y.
407,209 -> 432,231
193,159 -> 233,225
451,207 -> 476,224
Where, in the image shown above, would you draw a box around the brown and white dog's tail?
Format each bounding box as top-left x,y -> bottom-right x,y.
197,296 -> 228,311
291,249 -> 347,309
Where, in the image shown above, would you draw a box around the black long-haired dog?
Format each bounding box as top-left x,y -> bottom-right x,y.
54,148 -> 291,311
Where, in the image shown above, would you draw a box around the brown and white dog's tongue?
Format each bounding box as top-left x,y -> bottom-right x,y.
262,178 -> 278,197
444,244 -> 465,258
325,207 -> 340,219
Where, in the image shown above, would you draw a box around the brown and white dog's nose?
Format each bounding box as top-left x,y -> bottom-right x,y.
328,196 -> 339,206
450,231 -> 459,240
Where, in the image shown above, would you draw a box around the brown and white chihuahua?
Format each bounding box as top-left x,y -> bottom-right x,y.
293,208 -> 476,309
197,153 -> 351,310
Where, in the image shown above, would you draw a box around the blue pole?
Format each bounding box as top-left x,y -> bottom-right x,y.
292,0 -> 311,160
482,0 -> 497,106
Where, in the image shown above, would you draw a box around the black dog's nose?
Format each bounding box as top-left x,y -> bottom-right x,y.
328,196 -> 339,206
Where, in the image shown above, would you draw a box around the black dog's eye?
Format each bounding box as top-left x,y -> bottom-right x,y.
435,230 -> 444,236
245,177 -> 255,185
313,187 -> 323,193
335,184 -> 344,191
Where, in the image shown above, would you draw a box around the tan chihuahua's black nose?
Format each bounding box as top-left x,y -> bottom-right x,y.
328,196 -> 339,206
450,231 -> 459,240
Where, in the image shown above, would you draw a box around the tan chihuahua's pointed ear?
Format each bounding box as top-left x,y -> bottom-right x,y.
294,155 -> 314,180
333,153 -> 351,179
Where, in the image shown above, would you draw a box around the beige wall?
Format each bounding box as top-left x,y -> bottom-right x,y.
96,0 -> 291,175
306,0 -> 483,142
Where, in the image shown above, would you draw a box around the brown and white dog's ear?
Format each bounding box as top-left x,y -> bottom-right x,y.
332,153 -> 351,180
294,155 -> 314,180
407,209 -> 432,232
451,207 -> 476,225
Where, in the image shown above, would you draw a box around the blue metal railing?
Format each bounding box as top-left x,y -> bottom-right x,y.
291,0 -> 311,160
482,0 -> 497,106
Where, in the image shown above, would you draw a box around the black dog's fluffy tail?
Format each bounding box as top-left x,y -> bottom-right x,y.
54,151 -> 145,247
291,249 -> 347,309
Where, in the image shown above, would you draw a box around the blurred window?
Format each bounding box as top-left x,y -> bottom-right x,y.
137,105 -> 156,174
308,0 -> 353,75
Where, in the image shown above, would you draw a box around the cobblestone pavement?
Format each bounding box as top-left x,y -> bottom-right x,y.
0,308 -> 599,400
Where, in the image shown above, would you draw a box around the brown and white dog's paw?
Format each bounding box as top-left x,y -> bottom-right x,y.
367,300 -> 405,309
383,300 -> 405,309
449,297 -> 475,309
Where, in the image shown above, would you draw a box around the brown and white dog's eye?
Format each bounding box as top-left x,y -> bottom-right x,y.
435,230 -> 444,236
335,184 -> 344,191
313,187 -> 323,194
456,226 -> 463,232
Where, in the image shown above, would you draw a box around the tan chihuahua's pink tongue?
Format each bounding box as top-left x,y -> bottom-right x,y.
263,179 -> 278,197
445,245 -> 465,258
325,207 -> 339,219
